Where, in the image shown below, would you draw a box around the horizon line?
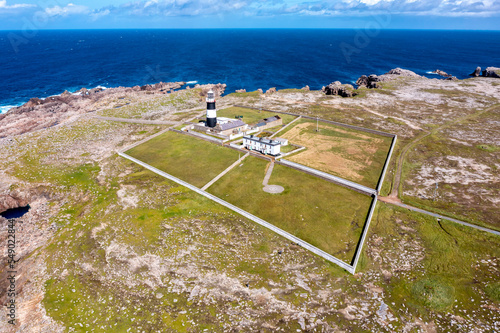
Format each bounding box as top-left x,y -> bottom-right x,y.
1,27 -> 500,32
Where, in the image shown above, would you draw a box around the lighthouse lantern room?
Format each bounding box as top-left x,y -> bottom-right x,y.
206,89 -> 217,128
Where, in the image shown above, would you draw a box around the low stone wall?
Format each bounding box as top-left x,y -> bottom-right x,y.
234,105 -> 395,138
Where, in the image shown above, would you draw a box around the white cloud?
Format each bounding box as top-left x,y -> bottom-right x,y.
0,0 -> 35,9
90,9 -> 111,20
44,3 -> 89,17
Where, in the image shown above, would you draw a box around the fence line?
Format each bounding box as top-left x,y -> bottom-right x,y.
119,152 -> 355,273
276,160 -> 377,196
376,135 -> 398,194
234,105 -> 395,138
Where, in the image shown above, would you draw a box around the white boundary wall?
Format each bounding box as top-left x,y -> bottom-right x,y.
119,152 -> 356,273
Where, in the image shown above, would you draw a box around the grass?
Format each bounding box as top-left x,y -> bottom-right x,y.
226,90 -> 262,98
366,202 -> 500,318
401,130 -> 500,230
126,131 -> 239,188
216,106 -> 297,126
99,88 -> 203,119
207,156 -> 373,263
277,119 -> 393,188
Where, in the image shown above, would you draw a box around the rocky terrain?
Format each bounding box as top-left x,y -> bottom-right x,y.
0,69 -> 499,332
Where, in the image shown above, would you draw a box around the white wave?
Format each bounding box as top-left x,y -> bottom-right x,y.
185,81 -> 198,85
95,85 -> 108,90
0,105 -> 21,114
426,71 -> 438,75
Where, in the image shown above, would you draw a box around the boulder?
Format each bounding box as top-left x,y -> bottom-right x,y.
257,88 -> 263,94
432,69 -> 452,78
356,68 -> 421,89
235,89 -> 246,93
385,68 -> 421,77
322,81 -> 358,97
469,66 -> 481,77
0,194 -> 29,214
356,75 -> 380,89
199,83 -> 227,97
266,87 -> 276,94
302,85 -> 310,91
482,67 -> 500,78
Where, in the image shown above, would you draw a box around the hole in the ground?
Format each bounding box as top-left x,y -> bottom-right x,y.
0,205 -> 30,219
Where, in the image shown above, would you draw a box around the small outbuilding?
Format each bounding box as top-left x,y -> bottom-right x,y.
255,115 -> 282,130
273,137 -> 288,146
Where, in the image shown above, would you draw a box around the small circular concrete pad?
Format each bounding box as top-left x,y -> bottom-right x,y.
263,185 -> 284,194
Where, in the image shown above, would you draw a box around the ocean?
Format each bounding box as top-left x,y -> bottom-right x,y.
1,29 -> 499,113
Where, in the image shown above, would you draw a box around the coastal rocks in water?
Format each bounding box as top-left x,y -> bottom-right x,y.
356,68 -> 422,89
432,69 -> 452,78
482,67 -> 500,78
266,87 -> 277,94
235,89 -> 246,93
322,81 -> 358,97
469,66 -> 481,77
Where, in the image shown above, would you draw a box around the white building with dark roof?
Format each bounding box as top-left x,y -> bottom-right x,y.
243,135 -> 281,156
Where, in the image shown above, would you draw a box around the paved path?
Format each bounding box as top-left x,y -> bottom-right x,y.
270,116 -> 302,138
262,161 -> 284,194
379,196 -> 500,237
119,152 -> 355,273
279,160 -> 377,196
201,153 -> 250,191
93,115 -> 177,125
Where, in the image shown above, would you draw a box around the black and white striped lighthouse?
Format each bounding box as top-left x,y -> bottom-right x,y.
206,89 -> 217,128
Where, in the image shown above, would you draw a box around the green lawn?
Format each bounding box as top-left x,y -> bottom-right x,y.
126,131 -> 240,188
207,156 -> 373,263
216,107 -> 297,126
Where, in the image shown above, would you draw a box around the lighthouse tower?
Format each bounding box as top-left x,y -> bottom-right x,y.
206,89 -> 217,128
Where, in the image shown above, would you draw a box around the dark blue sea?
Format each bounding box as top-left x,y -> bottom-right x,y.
1,29 -> 500,113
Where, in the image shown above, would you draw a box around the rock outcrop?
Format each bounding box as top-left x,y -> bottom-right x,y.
235,89 -> 246,93
0,194 -> 29,214
302,85 -> 310,91
469,66 -> 481,77
482,67 -> 500,78
198,83 -> 227,97
432,69 -> 452,78
356,68 -> 422,89
0,81 -> 188,138
356,75 -> 381,89
266,87 -> 277,94
322,81 -> 358,97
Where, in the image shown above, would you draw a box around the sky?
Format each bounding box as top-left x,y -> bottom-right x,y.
0,0 -> 499,30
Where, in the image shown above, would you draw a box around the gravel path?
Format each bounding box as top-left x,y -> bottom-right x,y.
262,162 -> 284,194
379,196 -> 500,236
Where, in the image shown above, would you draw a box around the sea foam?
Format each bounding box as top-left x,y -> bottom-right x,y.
0,105 -> 20,114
